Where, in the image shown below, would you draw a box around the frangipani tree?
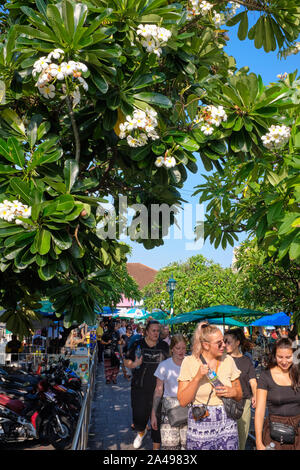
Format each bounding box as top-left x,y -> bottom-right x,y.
0,0 -> 299,336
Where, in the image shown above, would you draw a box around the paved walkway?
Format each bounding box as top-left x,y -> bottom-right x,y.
87,363 -> 152,450
87,363 -> 255,451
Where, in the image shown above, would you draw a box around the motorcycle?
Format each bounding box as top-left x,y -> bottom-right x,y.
0,378 -> 75,449
0,369 -> 81,423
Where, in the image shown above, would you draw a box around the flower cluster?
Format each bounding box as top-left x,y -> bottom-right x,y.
193,105 -> 228,135
277,72 -> 288,81
0,200 -> 31,225
261,125 -> 291,150
286,42 -> 300,56
186,1 -> 239,24
186,0 -> 213,19
155,155 -> 176,169
119,108 -> 159,147
32,49 -> 88,106
136,24 -> 172,57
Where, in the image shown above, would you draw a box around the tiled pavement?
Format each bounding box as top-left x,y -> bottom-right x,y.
87,362 -> 256,451
87,363 -> 153,450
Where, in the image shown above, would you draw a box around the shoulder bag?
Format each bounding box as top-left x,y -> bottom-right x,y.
162,397 -> 188,427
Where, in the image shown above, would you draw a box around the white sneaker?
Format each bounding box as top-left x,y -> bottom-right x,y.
133,428 -> 147,449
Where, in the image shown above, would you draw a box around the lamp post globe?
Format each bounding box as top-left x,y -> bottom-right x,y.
166,275 -> 176,333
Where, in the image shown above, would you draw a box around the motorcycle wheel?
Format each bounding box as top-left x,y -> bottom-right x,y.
44,415 -> 74,450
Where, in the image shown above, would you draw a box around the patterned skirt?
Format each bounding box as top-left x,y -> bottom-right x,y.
186,405 -> 239,450
104,357 -> 119,382
160,410 -> 187,450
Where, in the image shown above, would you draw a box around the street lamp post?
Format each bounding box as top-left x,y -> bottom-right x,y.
166,274 -> 176,334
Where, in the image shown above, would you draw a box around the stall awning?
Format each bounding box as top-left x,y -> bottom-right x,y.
250,312 -> 291,326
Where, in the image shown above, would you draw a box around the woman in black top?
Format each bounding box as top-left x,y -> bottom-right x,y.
124,320 -> 169,450
101,321 -> 121,384
224,328 -> 257,450
255,337 -> 300,450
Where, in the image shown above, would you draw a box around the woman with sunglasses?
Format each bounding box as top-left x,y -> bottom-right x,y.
224,328 -> 257,450
177,323 -> 243,450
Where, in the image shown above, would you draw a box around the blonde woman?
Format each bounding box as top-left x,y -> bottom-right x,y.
151,334 -> 187,450
177,323 -> 243,450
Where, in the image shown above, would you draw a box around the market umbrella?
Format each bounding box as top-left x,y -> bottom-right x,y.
140,309 -> 169,322
167,305 -> 267,326
116,307 -> 148,319
250,312 -> 291,326
209,317 -> 248,327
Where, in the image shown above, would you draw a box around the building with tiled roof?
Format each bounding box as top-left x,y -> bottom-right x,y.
116,263 -> 158,310
126,263 -> 158,290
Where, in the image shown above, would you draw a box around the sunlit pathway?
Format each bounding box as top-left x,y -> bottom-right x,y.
87,364 -> 152,450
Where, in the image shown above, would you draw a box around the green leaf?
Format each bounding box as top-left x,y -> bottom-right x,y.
174,135 -> 199,151
0,226 -> 24,238
64,159 -> 79,193
38,262 -> 57,281
7,137 -> 25,169
51,231 -> 72,250
133,92 -> 172,109
186,94 -> 199,121
10,178 -> 32,205
289,235 -> 300,260
55,194 -> 75,213
0,138 -> 13,162
27,114 -> 43,149
254,16 -> 264,50
91,74 -> 108,94
130,145 -> 150,161
0,109 -> 26,136
103,109 -> 117,131
38,229 -> 51,255
0,165 -> 20,174
237,12 -> 248,41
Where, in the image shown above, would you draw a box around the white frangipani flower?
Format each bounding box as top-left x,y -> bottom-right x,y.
119,107 -> 160,146
201,123 -> 214,135
137,24 -> 172,57
39,83 -> 56,99
155,156 -> 164,167
193,104 -> 227,135
32,50 -> 89,101
261,125 -> 291,150
164,156 -> 176,168
0,199 -> 32,225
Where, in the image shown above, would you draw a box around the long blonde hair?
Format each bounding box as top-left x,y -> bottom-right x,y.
192,323 -> 220,358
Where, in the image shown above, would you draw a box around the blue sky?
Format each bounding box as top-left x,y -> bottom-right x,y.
127,23 -> 300,271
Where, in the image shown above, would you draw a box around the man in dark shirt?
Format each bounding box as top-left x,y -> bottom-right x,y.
5,335 -> 23,362
124,320 -> 169,450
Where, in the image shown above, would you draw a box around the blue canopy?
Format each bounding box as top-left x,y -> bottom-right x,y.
250,312 -> 291,326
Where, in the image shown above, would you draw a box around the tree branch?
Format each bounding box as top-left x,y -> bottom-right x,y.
66,95 -> 81,164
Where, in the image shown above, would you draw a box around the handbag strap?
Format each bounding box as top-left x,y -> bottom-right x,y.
200,354 -> 220,373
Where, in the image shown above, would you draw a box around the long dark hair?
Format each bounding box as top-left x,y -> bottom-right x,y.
224,328 -> 254,354
266,338 -> 300,391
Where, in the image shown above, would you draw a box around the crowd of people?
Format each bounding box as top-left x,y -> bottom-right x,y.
95,317 -> 300,451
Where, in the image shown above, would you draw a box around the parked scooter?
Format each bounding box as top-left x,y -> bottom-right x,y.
0,379 -> 75,449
